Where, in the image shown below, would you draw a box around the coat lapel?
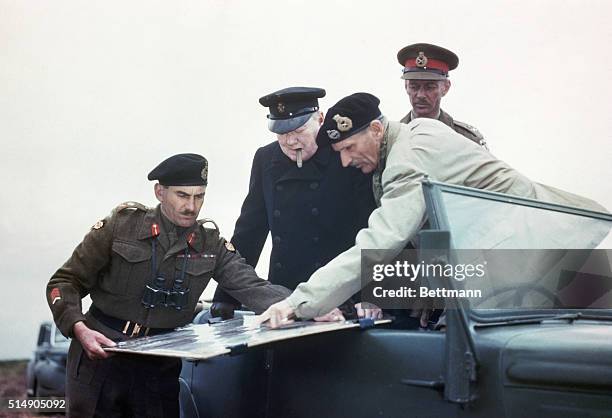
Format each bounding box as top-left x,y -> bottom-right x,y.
438,109 -> 455,130
137,206 -> 171,252
163,222 -> 204,260
137,205 -> 204,258
266,143 -> 290,183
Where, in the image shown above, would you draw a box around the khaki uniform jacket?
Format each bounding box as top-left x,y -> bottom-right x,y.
47,203 -> 290,337
286,118 -> 607,318
400,109 -> 486,148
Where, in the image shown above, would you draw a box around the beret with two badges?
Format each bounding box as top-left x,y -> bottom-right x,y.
317,92 -> 382,145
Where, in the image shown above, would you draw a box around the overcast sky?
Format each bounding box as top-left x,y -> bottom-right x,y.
1,0 -> 611,359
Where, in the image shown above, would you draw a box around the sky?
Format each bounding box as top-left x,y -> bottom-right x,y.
1,0 -> 611,359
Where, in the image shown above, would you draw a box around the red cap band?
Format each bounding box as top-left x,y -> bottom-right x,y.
404,58 -> 449,73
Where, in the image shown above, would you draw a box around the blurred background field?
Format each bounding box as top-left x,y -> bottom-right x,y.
0,361 -> 63,418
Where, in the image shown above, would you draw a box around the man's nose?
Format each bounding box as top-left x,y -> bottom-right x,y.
185,198 -> 196,212
416,87 -> 426,98
340,151 -> 351,167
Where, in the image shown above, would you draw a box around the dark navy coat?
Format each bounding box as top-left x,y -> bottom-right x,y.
213,140 -> 376,305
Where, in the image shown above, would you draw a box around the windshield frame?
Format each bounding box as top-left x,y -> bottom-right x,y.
421,179 -> 612,322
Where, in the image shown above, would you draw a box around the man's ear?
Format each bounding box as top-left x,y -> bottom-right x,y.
441,79 -> 451,97
370,119 -> 384,140
316,111 -> 324,126
154,183 -> 164,203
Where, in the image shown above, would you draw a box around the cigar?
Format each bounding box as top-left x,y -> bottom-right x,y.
296,149 -> 303,168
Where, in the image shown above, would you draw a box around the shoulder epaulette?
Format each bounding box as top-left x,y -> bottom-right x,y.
115,201 -> 148,213
454,120 -> 488,149
454,120 -> 484,140
198,218 -> 219,231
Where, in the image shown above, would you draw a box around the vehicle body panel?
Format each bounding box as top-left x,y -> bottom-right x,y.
173,181 -> 612,417
26,321 -> 69,397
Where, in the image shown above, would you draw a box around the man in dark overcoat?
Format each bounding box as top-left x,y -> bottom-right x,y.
211,87 -> 378,320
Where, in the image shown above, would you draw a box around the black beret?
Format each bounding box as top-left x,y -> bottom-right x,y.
147,153 -> 208,186
397,43 -> 459,80
259,87 -> 326,134
317,93 -> 382,144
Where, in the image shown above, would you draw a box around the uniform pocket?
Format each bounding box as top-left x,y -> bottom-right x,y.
112,240 -> 152,263
184,257 -> 215,277
68,340 -> 98,384
106,240 -> 152,295
176,257 -> 215,308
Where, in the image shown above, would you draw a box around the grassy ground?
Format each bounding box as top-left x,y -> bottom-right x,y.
0,361 -> 63,418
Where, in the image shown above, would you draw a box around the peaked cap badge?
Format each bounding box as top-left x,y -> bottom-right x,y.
415,51 -> 428,68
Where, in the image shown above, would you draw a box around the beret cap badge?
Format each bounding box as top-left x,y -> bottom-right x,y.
416,52 -> 428,68
201,163 -> 208,182
277,102 -> 286,114
327,129 -> 340,140
332,114 -> 353,132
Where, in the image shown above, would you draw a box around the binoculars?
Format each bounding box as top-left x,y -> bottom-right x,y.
142,276 -> 190,310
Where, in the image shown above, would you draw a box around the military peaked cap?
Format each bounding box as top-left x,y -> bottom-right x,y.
397,43 -> 459,80
259,87 -> 326,134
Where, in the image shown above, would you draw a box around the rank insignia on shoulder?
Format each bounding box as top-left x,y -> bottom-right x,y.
225,241 -> 236,252
454,120 -> 484,138
92,220 -> 105,230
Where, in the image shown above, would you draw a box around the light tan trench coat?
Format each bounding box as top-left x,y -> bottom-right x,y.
286,118 -> 608,318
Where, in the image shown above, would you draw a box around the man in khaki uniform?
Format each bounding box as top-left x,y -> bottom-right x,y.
47,153 -> 290,418
259,93 -> 607,326
397,43 -> 487,148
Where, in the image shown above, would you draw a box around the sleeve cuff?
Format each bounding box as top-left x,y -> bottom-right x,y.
58,311 -> 87,338
285,293 -> 318,319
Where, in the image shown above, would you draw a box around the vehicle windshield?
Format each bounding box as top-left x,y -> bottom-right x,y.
422,181 -> 612,321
